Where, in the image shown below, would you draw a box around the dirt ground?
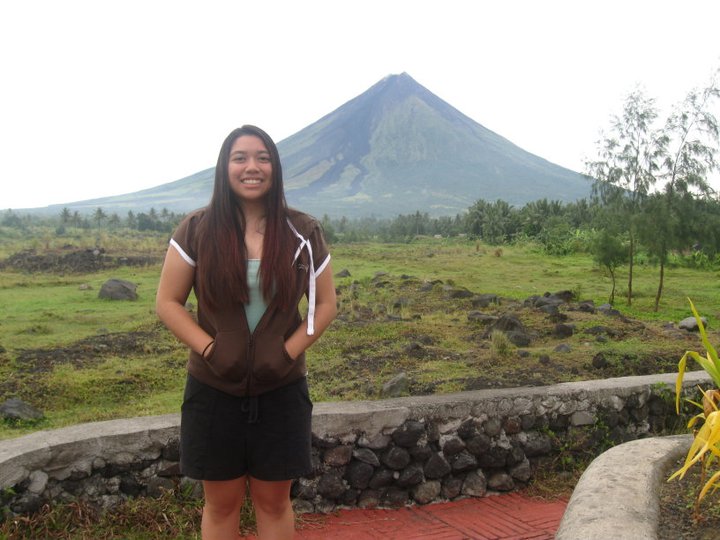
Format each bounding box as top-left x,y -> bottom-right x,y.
0,247 -> 160,273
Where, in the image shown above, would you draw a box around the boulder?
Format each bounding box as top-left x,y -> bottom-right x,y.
0,398 -> 44,421
99,279 -> 138,301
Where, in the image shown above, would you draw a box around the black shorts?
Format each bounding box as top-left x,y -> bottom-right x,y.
180,374 -> 313,482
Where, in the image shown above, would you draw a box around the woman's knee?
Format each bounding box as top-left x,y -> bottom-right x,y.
203,478 -> 247,518
249,479 -> 292,517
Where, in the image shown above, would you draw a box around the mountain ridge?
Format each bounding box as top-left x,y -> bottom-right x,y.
21,73 -> 592,218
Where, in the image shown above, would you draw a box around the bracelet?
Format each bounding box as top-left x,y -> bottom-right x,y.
201,340 -> 215,360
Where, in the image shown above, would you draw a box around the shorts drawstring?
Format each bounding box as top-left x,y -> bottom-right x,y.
241,396 -> 259,423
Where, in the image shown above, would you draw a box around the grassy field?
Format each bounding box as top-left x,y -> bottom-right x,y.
1,233 -> 719,439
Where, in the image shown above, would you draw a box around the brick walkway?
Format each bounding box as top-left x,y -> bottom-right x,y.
248,492 -> 568,539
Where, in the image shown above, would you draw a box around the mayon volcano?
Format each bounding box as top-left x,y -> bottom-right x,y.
40,73 -> 592,219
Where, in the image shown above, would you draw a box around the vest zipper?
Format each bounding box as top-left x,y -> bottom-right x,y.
245,333 -> 254,395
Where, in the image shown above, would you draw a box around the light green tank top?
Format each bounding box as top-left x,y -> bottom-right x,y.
245,259 -> 268,333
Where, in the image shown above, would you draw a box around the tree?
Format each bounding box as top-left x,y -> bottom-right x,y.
591,228 -> 626,305
126,210 -> 137,229
587,88 -> 666,305
644,72 -> 720,310
93,207 -> 107,227
60,207 -> 72,224
637,192 -> 678,311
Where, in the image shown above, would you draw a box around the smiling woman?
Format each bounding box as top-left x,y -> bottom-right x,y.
155,125 -> 337,539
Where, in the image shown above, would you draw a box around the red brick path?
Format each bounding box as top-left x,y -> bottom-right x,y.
249,492 -> 568,539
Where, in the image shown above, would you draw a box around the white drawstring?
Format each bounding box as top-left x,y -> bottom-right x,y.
287,219 -> 317,335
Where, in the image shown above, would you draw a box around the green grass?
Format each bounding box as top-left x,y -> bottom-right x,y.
1,235 -> 719,439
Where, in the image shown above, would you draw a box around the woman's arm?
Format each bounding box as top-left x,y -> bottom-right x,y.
284,262 -> 338,360
156,246 -> 214,356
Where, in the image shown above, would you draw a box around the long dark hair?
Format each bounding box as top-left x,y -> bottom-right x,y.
196,125 -> 294,310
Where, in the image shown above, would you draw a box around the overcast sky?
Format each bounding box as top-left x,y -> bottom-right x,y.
1,0 -> 719,210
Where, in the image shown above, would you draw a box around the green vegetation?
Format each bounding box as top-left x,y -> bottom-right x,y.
1,227 -> 720,440
671,301 -> 720,518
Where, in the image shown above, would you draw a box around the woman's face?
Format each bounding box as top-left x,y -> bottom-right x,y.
227,135 -> 273,203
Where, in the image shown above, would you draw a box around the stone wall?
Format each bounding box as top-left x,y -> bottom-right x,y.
0,371 -> 709,517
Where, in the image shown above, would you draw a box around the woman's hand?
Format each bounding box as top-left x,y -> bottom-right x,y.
156,245 -> 214,355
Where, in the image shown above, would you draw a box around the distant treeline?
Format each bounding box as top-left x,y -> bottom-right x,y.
1,207 -> 182,233
3,194 -> 720,260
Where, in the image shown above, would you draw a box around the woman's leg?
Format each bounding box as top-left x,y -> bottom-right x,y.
201,476 -> 247,540
248,477 -> 295,540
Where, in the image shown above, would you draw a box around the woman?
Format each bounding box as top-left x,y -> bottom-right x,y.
156,125 -> 337,539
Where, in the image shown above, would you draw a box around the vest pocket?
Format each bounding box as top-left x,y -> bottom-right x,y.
252,334 -> 296,383
203,330 -> 249,381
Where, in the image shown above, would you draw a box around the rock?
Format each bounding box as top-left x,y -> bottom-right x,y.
98,279 -> 138,301
412,480 -> 442,504
419,280 -> 442,292
27,471 -> 49,494
441,476 -> 463,499
324,445 -> 353,467
457,419 -> 480,440
380,373 -> 409,398
592,352 -> 609,369
486,314 -> 525,334
449,450 -> 477,472
292,499 -> 315,514
540,304 -> 560,316
0,398 -> 44,421
472,294 -> 499,308
381,487 -> 408,507
357,489 -> 381,509
381,447 -> 411,470
119,474 -> 142,496
339,488 -> 360,506
584,325 -> 618,338
335,269 -> 351,278
553,323 -> 575,338
679,316 -> 707,331
487,471 -> 514,491
447,288 -> 474,299
503,416 -> 522,435
352,448 -> 380,467
392,420 -> 425,447
598,304 -> 622,316
506,330 -> 532,347
146,476 -> 174,498
554,343 -> 572,353
441,437 -> 465,457
409,445 -> 433,463
358,433 -> 392,450
477,446 -> 508,468
461,470 -> 487,497
397,463 -> 425,487
345,461 -> 374,489
404,342 -> 425,357
510,460 -> 533,482
292,478 -> 317,500
522,432 -> 553,457
318,470 -> 346,500
467,311 -> 497,324
465,434 -> 491,456
424,453 -> 452,479
483,417 -> 503,437
368,468 -> 394,489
